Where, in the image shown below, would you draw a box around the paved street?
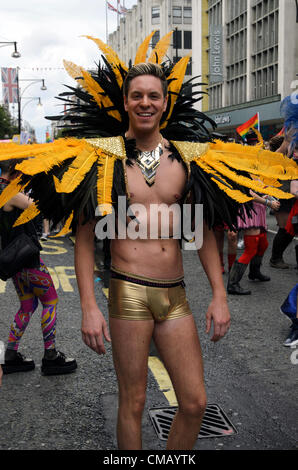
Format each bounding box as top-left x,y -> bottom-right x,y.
0,214 -> 297,452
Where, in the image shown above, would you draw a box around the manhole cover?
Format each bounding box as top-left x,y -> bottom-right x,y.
148,404 -> 237,441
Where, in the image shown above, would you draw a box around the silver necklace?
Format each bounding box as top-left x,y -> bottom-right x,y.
136,138 -> 163,186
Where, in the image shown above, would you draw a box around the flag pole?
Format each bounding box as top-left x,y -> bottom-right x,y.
16,66 -> 21,134
106,1 -> 109,43
117,0 -> 120,28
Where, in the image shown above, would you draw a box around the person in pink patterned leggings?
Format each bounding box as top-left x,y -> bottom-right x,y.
0,159 -> 77,376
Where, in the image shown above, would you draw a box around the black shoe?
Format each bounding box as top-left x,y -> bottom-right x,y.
2,352 -> 35,374
270,258 -> 289,269
283,325 -> 298,347
248,255 -> 270,281
227,282 -> 251,295
41,351 -> 77,376
248,272 -> 270,281
227,260 -> 251,295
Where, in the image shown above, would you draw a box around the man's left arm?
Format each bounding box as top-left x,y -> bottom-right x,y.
197,221 -> 231,342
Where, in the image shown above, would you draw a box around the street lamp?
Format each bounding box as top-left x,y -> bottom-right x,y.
16,77 -> 47,133
21,96 -> 43,114
19,78 -> 47,95
0,41 -> 21,58
19,97 -> 43,130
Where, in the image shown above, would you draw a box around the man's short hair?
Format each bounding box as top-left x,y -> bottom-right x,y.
123,63 -> 168,98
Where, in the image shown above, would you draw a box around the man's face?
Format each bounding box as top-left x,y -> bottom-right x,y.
124,75 -> 168,135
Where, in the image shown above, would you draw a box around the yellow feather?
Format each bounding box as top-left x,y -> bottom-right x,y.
82,35 -> 127,88
259,177 -> 281,187
253,128 -> 264,148
63,61 -> 121,121
51,212 -> 74,237
160,56 -> 190,130
13,202 -> 40,227
54,148 -> 98,193
0,175 -> 27,208
198,152 -> 294,199
62,59 -> 85,86
134,31 -> 157,64
0,143 -> 30,160
0,141 -> 56,162
193,157 -> 252,203
210,178 -> 254,203
148,31 -> 174,64
208,141 -> 298,181
195,158 -> 253,202
97,154 -> 116,215
80,69 -> 121,121
16,139 -> 88,176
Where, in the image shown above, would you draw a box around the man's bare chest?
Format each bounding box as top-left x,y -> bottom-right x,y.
125,154 -> 187,206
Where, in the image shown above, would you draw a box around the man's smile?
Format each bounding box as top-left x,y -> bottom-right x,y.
137,112 -> 154,117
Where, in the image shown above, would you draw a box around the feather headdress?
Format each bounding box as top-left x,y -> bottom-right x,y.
0,32 -> 297,234
46,31 -> 213,142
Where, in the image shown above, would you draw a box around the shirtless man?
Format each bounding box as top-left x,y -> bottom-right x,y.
74,63 -> 230,450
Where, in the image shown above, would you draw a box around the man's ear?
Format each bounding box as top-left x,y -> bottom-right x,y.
123,95 -> 128,112
163,95 -> 168,112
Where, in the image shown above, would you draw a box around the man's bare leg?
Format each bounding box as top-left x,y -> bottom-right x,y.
153,315 -> 206,450
109,317 -> 154,450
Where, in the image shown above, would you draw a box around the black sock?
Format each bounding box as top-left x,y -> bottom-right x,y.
5,349 -> 18,360
44,349 -> 58,360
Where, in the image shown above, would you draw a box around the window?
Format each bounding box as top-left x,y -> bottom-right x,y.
186,58 -> 192,75
173,6 -> 182,24
151,30 -> 160,48
184,30 -> 192,49
173,29 -> 182,50
208,84 -> 223,110
183,7 -> 192,24
251,1 -> 279,99
152,6 -> 160,24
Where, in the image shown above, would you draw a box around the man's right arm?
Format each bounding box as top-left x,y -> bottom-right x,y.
75,219 -> 111,355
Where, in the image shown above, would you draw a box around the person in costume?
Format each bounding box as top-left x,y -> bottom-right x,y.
270,95 -> 298,268
279,178 -> 298,347
76,62 -> 229,450
0,160 -> 77,376
0,32 -> 297,449
227,189 -> 280,295
280,283 -> 298,347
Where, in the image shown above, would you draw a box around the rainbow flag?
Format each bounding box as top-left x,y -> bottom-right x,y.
46,131 -> 53,143
276,126 -> 285,136
236,113 -> 259,138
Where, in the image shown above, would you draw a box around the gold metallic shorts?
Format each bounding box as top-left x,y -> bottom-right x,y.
108,267 -> 192,322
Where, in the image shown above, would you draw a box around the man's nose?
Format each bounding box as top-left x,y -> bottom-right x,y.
140,95 -> 150,107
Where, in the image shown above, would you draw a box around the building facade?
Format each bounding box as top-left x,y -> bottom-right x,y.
195,0 -> 298,140
108,0 -> 297,141
109,0 -> 194,77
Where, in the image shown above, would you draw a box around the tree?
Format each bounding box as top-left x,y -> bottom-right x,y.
0,105 -> 18,138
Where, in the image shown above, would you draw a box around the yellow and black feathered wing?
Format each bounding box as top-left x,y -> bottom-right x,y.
0,32 -> 297,231
0,136 -> 297,233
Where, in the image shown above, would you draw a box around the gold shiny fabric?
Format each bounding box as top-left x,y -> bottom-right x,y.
108,268 -> 192,322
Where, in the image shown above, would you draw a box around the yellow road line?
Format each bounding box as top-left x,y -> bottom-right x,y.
148,356 -> 177,406
102,287 -> 109,298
